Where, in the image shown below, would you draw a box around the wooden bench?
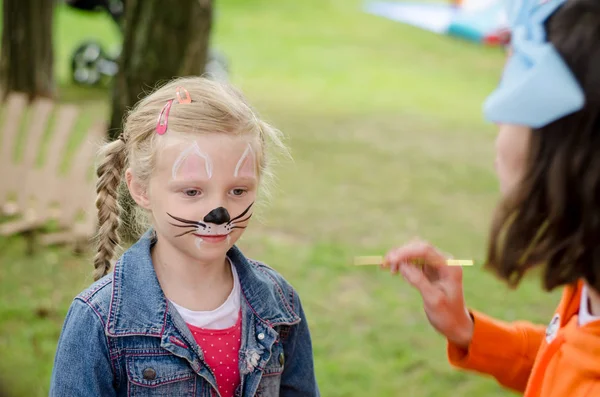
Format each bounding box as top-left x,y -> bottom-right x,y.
0,92 -> 105,252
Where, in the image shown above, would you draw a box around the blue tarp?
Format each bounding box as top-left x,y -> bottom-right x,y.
364,1 -> 508,45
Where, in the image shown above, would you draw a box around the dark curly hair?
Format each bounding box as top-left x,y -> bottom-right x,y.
485,0 -> 600,292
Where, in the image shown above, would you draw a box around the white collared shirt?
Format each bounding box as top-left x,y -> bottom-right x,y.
578,284 -> 600,326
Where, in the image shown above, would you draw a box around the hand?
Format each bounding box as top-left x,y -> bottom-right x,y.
383,240 -> 474,349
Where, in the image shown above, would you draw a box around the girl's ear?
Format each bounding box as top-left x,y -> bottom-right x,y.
125,168 -> 151,210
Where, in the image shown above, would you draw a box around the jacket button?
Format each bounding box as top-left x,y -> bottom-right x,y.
257,332 -> 265,340
143,368 -> 157,380
279,352 -> 285,366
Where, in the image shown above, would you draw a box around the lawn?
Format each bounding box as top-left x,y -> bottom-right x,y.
0,0 -> 562,396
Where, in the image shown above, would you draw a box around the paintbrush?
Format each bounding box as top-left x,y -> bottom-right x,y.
353,256 -> 474,267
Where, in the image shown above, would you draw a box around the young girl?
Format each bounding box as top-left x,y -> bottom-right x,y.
49,77 -> 320,397
384,1 -> 600,396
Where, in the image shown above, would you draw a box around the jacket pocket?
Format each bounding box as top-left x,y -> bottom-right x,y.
257,343 -> 285,397
126,352 -> 196,396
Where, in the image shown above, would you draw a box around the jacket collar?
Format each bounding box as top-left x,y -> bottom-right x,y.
105,230 -> 299,337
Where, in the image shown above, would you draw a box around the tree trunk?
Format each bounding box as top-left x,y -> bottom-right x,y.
109,0 -> 213,244
0,0 -> 55,100
108,0 -> 213,139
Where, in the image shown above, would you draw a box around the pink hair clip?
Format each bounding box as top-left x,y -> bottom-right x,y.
176,86 -> 192,104
156,99 -> 173,135
155,86 -> 194,135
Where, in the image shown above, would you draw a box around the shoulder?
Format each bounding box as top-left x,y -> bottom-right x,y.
71,273 -> 114,327
229,245 -> 307,324
246,258 -> 301,309
55,275 -> 114,355
229,246 -> 304,324
247,258 -> 295,291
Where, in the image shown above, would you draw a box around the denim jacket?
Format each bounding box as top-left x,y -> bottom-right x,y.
49,231 -> 320,396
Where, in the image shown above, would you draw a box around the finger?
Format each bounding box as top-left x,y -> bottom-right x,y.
399,262 -> 438,298
422,263 -> 441,283
384,239 -> 427,266
385,249 -> 413,273
383,248 -> 400,268
424,263 -> 463,291
390,259 -> 401,274
410,241 -> 450,267
444,264 -> 464,283
432,260 -> 464,284
385,246 -> 416,268
386,241 -> 449,269
440,266 -> 465,298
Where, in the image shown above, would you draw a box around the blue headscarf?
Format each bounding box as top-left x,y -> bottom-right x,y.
483,0 -> 585,128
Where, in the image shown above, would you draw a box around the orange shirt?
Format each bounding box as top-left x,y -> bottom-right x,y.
447,281 -> 600,397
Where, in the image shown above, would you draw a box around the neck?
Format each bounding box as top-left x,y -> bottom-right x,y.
151,235 -> 233,311
587,282 -> 600,317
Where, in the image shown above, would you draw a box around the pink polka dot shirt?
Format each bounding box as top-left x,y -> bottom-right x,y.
187,313 -> 242,397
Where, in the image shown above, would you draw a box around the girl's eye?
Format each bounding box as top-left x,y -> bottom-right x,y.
183,189 -> 202,197
231,188 -> 247,196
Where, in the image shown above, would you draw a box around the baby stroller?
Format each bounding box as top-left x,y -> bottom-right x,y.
66,0 -> 229,86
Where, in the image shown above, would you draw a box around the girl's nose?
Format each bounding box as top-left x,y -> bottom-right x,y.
203,207 -> 231,225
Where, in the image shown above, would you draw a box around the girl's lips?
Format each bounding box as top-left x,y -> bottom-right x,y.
193,234 -> 228,243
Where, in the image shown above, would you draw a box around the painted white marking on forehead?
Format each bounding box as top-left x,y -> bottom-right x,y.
234,143 -> 257,178
171,141 -> 213,180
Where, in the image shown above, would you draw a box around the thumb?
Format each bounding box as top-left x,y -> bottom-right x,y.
399,262 -> 437,298
436,262 -> 464,283
435,263 -> 464,298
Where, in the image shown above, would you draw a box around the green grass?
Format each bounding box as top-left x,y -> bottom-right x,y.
0,0 -> 563,396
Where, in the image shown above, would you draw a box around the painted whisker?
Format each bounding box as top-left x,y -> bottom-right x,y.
169,223 -> 198,229
175,229 -> 198,238
230,214 -> 252,225
167,213 -> 206,227
229,202 -> 254,223
230,226 -> 247,230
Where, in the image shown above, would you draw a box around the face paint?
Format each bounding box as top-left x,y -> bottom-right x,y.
203,207 -> 231,224
167,202 -> 254,244
234,143 -> 257,178
171,141 -> 213,181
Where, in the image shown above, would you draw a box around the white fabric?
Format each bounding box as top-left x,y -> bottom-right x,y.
170,259 -> 241,330
461,0 -> 500,12
578,284 -> 600,326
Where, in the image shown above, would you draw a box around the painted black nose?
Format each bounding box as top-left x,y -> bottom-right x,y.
203,207 -> 230,225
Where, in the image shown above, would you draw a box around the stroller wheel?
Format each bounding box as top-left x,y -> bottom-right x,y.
71,41 -> 107,86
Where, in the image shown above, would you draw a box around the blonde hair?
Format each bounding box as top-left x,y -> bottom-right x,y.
93,77 -> 289,281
